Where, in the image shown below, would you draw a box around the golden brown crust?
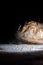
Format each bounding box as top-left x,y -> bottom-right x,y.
17,21 -> 43,43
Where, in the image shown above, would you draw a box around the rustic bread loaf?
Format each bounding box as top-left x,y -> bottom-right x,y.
16,21 -> 43,43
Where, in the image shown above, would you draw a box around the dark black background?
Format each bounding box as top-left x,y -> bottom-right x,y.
0,8 -> 43,43
16,8 -> 43,31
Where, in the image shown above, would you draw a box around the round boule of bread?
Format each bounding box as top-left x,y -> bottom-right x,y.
16,21 -> 43,44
